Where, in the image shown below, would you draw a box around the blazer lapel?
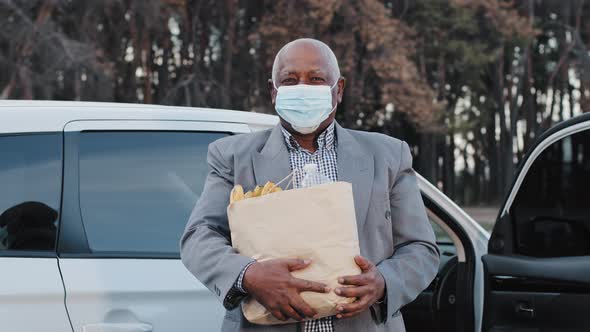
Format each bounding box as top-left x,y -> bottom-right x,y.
252,124 -> 292,187
335,123 -> 374,230
253,122 -> 375,229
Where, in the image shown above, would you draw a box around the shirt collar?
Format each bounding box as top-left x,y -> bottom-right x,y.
280,121 -> 336,152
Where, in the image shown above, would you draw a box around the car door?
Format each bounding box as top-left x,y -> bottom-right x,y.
401,216 -> 458,332
58,120 -> 251,332
0,132 -> 73,331
482,114 -> 590,331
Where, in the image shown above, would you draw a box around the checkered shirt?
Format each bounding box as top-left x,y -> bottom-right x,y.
229,122 -> 338,331
282,122 -> 338,332
281,121 -> 338,189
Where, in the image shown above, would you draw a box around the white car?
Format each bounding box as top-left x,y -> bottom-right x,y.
0,100 -> 588,332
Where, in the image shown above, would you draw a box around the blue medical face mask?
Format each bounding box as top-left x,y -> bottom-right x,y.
274,81 -> 338,134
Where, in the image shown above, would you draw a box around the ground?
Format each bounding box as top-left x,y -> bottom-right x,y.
463,206 -> 499,231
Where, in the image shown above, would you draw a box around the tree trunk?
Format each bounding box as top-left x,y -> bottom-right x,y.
0,74 -> 17,99
418,133 -> 437,185
157,38 -> 171,104
222,0 -> 238,109
495,45 -> 514,195
523,0 -> 536,151
486,106 -> 499,203
443,124 -> 455,200
142,32 -> 153,104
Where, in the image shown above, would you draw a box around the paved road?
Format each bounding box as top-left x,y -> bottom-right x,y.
462,206 -> 499,231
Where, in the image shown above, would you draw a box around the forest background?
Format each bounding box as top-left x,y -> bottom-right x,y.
2,0 -> 588,218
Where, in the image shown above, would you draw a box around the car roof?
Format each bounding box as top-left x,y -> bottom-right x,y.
0,100 -> 278,134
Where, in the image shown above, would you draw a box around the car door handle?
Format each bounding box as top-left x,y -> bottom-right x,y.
82,323 -> 153,332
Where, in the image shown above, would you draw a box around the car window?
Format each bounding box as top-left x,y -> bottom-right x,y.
511,129 -> 590,257
430,219 -> 452,244
78,131 -> 228,256
0,134 -> 62,252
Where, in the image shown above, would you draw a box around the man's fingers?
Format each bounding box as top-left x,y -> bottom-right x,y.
290,294 -> 318,318
291,277 -> 330,293
280,304 -> 304,321
338,274 -> 367,286
336,309 -> 365,319
334,285 -> 370,298
271,309 -> 287,321
354,255 -> 373,272
336,296 -> 371,314
284,258 -> 312,272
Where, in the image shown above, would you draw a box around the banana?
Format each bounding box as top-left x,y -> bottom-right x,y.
252,185 -> 263,197
260,181 -> 276,195
230,185 -> 245,203
231,182 -> 283,203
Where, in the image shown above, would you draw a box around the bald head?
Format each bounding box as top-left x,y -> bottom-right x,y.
271,38 -> 341,86
269,38 -> 345,137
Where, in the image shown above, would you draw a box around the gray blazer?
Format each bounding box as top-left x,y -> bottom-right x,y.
180,123 -> 440,332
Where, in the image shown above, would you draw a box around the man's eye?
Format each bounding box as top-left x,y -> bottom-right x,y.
311,77 -> 325,82
282,78 -> 296,85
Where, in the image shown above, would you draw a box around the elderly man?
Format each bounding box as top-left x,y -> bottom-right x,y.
180,38 -> 440,332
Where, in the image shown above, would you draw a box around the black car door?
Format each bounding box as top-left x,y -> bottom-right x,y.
482,113 -> 590,331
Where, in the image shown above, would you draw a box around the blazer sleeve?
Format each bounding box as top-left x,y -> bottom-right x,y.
376,140 -> 441,322
180,141 -> 253,310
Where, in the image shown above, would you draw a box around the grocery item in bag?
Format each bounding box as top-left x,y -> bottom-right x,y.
228,165 -> 361,325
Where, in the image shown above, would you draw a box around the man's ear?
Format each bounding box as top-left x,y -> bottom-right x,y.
268,78 -> 277,105
337,77 -> 346,103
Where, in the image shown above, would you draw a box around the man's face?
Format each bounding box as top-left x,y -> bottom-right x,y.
268,42 -> 345,134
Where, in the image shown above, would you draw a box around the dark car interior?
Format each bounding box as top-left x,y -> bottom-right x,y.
510,130 -> 590,258
401,210 -> 463,332
482,126 -> 590,331
405,117 -> 590,332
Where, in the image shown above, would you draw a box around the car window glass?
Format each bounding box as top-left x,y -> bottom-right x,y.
511,129 -> 590,257
430,218 -> 452,244
78,131 -> 227,255
0,134 -> 61,252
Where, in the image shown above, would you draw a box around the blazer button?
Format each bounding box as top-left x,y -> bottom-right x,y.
385,210 -> 391,220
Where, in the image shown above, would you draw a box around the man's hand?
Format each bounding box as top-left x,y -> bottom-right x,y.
334,255 -> 386,319
242,258 -> 330,321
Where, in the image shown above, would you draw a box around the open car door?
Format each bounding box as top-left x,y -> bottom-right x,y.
482,113 -> 590,331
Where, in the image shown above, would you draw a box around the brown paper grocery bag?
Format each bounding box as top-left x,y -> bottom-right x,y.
227,181 -> 361,325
